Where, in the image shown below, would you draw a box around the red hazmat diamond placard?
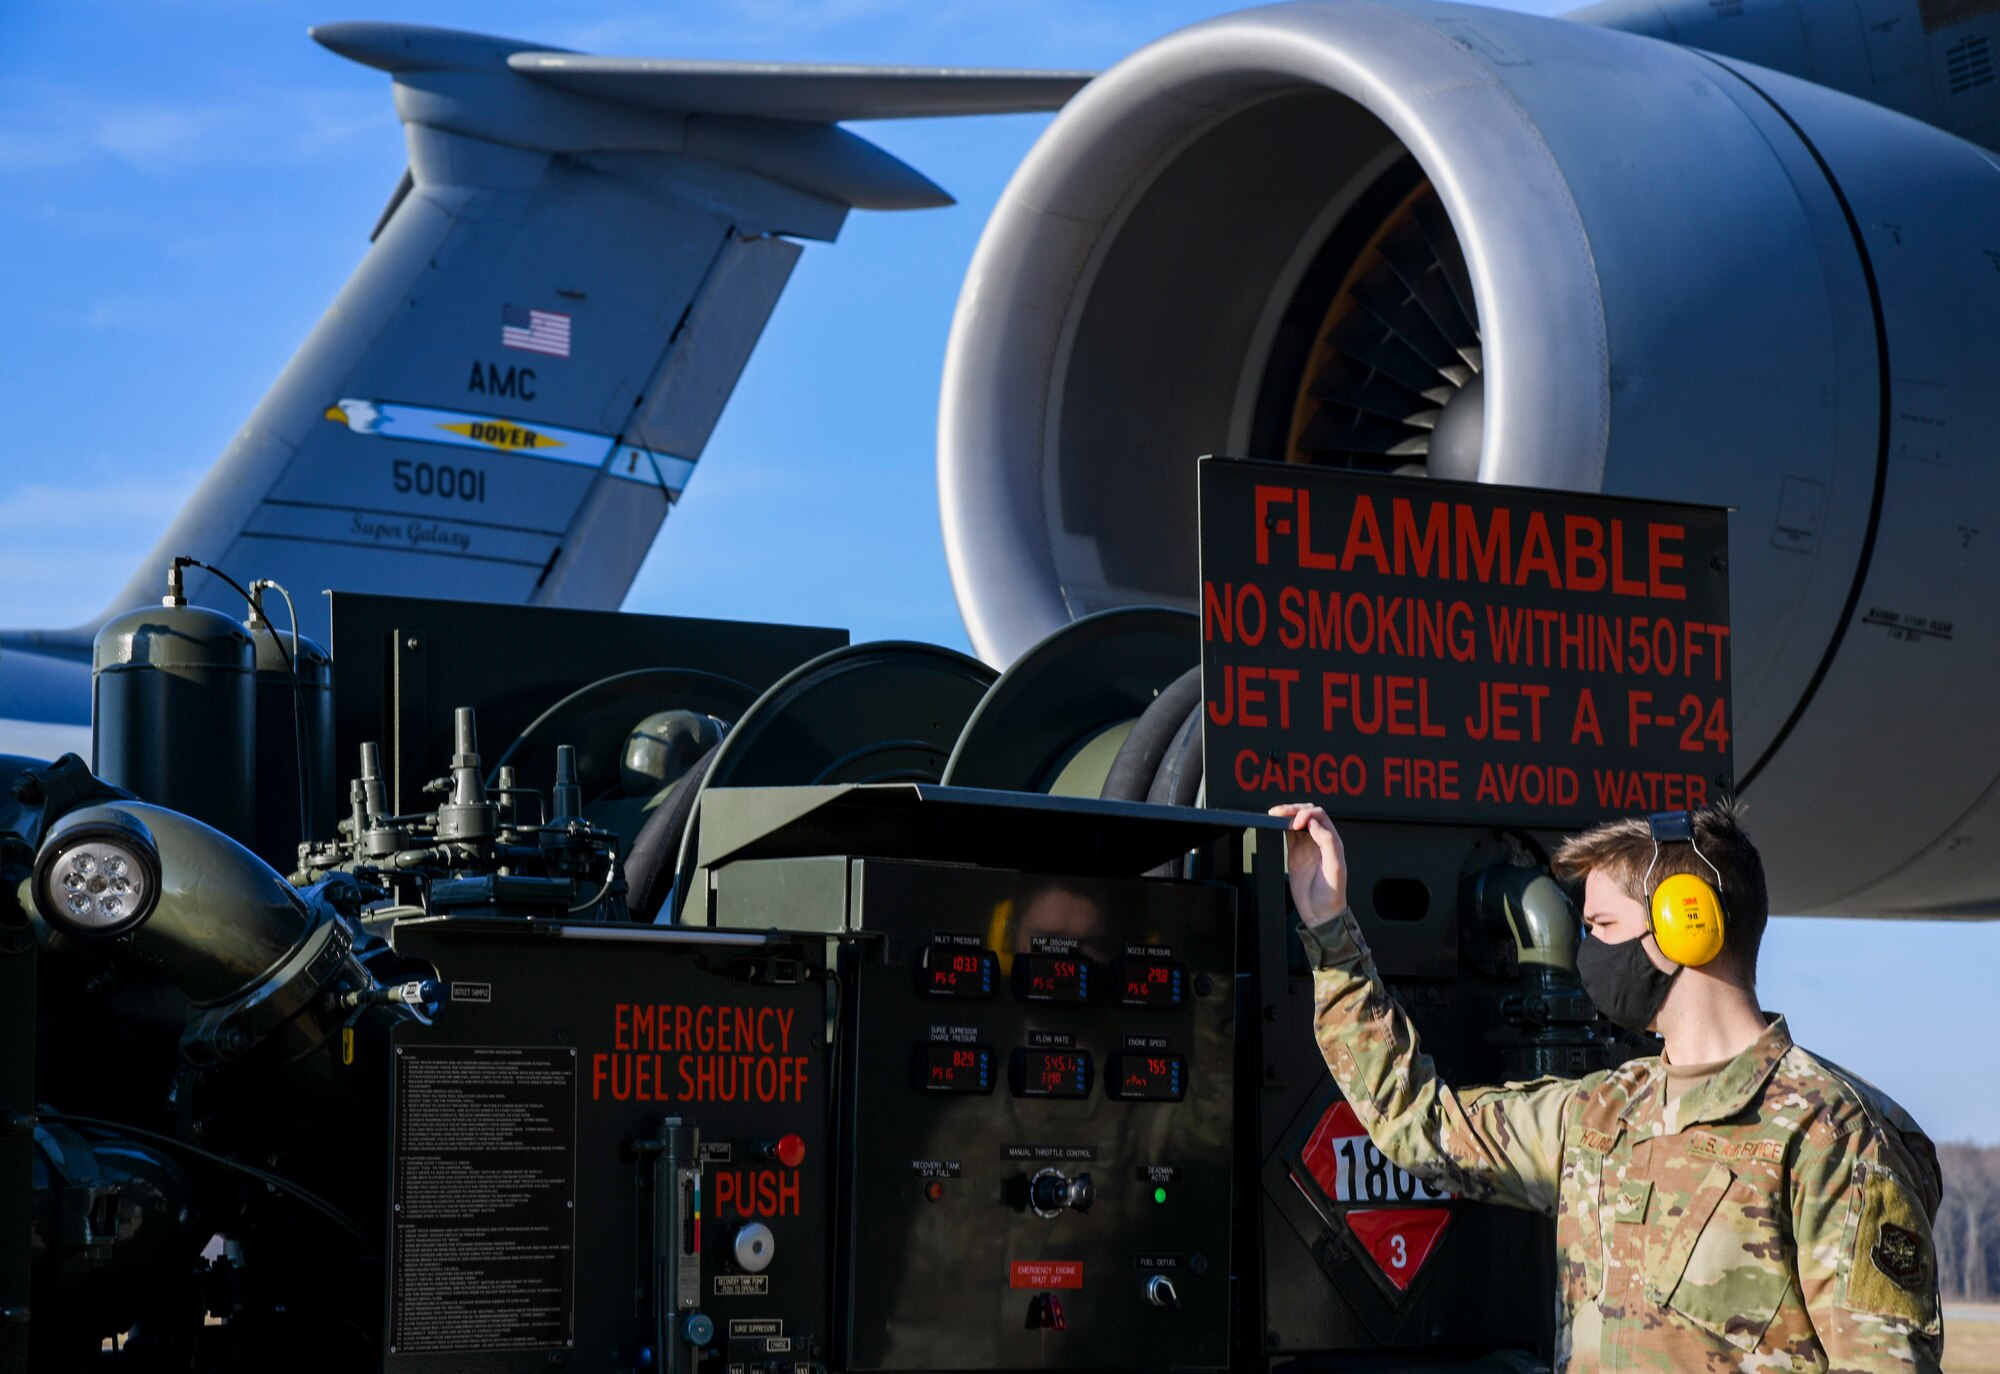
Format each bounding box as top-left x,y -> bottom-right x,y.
1344,1208 -> 1452,1292
1298,1101 -> 1452,1291
1300,1103 -> 1451,1204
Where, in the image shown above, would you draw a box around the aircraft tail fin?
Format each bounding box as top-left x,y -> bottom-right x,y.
84,24 -> 1091,643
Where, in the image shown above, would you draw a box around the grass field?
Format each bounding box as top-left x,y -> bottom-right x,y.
1949,1304 -> 2000,1374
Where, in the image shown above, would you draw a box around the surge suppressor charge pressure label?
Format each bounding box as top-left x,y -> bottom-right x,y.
1198,458 -> 1732,827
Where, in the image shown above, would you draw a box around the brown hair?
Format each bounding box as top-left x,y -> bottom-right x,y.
1551,802 -> 1769,976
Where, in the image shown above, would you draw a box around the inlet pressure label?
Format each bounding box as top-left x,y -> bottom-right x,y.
1198,459 -> 1731,827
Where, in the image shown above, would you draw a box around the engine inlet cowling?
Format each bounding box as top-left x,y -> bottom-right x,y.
939,0 -> 2000,914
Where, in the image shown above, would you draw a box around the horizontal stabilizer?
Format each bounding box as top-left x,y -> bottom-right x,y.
310,22 -> 561,74
507,55 -> 1093,122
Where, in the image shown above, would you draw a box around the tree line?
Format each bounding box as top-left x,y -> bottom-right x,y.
1939,1141 -> 1999,1301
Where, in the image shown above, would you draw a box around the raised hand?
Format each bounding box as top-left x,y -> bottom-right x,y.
1269,803 -> 1348,927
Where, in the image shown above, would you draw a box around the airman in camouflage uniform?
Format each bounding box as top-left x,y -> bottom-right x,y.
1278,802 -> 1944,1373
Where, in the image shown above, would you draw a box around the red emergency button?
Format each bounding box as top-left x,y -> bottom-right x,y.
774,1133 -> 807,1168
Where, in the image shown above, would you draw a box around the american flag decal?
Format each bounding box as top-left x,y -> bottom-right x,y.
501,305 -> 571,357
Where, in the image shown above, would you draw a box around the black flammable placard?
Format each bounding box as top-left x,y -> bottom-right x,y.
1199,458 -> 1731,827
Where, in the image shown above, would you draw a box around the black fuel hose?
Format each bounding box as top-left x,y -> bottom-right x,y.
1146,701 -> 1205,810
626,745 -> 719,922
1099,667 -> 1202,804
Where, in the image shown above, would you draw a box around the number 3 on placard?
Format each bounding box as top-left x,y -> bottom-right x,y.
1388,1233 -> 1408,1269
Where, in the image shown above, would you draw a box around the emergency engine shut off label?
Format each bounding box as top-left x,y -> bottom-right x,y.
1199,459 -> 1732,826
389,1045 -> 578,1354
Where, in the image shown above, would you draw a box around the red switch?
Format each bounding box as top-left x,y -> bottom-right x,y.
1026,1294 -> 1067,1331
774,1133 -> 807,1169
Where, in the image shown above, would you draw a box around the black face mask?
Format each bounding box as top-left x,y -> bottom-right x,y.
1575,933 -> 1677,1032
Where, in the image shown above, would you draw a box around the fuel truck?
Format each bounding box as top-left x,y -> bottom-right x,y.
4,552 -> 1646,1373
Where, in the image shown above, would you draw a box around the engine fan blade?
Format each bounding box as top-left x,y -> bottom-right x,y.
1349,260 -> 1464,375
1305,353 -> 1435,422
1298,403 -> 1422,455
1322,309 -> 1445,397
1379,219 -> 1479,353
1413,193 -> 1479,342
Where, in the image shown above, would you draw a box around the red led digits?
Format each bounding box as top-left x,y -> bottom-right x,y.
1009,1048 -> 1094,1099
1115,957 -> 1184,1009
917,943 -> 997,1000
1015,953 -> 1092,1004
913,1044 -> 995,1094
1108,1052 -> 1187,1102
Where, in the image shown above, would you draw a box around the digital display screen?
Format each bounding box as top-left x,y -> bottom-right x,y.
1011,1049 -> 1093,1099
918,944 -> 997,1000
915,1044 -> 995,1094
1109,1053 -> 1186,1102
1016,954 -> 1092,1004
1116,958 -> 1184,1009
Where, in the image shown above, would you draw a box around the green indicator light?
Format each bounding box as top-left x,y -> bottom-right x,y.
1153,1187 -> 1168,1204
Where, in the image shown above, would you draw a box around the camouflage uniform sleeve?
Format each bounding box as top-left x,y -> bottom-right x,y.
1301,910 -> 1573,1216
1790,1116 -> 1945,1373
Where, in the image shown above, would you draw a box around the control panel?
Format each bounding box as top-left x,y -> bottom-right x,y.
837,861 -> 1235,1371
386,920 -> 830,1374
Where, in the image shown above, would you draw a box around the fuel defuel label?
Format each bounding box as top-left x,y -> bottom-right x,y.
1198,457 -> 1731,828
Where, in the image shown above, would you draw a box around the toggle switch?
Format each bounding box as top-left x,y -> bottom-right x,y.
1145,1275 -> 1181,1309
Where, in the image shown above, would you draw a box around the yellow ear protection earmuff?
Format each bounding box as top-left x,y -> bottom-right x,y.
1644,811 -> 1728,967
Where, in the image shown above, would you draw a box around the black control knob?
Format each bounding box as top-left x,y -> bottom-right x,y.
1029,1168 -> 1094,1218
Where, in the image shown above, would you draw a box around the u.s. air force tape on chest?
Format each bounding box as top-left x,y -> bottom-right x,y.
1686,1134 -> 1785,1164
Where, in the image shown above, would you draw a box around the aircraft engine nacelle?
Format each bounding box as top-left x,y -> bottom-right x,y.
938,0 -> 2000,917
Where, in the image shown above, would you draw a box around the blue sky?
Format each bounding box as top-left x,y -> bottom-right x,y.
1,0 -> 1993,1142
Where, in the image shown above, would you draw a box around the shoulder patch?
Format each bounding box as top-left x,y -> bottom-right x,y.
1872,1223 -> 1924,1289
1844,1164 -> 1940,1333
